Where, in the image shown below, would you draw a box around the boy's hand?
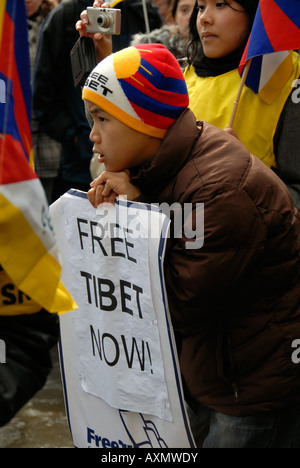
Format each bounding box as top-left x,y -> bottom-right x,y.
75,0 -> 112,62
88,170 -> 142,207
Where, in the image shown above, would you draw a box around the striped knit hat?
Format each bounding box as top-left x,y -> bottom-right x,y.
82,44 -> 189,139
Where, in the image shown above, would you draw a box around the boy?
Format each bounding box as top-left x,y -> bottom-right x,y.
83,44 -> 300,448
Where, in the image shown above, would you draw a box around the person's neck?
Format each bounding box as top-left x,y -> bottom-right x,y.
193,46 -> 245,77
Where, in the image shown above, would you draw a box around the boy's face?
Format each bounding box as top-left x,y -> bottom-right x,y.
86,101 -> 162,173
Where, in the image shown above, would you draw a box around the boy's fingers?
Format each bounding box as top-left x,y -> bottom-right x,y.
95,183 -> 106,206
108,192 -> 117,205
101,180 -> 113,197
87,187 -> 96,208
103,191 -> 117,205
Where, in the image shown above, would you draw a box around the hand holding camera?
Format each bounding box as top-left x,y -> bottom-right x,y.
72,1 -> 121,87
75,0 -> 118,68
76,0 -> 121,39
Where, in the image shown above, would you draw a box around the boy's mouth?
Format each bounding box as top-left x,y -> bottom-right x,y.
97,154 -> 105,163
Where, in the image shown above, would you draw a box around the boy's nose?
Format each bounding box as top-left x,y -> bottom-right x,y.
89,126 -> 100,144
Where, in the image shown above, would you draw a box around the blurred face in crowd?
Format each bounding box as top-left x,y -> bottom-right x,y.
175,0 -> 195,38
196,0 -> 250,58
152,0 -> 171,21
25,0 -> 43,17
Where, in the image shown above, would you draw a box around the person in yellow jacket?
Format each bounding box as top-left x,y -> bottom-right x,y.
184,0 -> 300,209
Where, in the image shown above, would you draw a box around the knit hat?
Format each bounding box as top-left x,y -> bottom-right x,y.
235,0 -> 259,22
82,44 -> 189,139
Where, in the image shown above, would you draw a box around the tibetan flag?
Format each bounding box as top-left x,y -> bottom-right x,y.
239,0 -> 300,103
0,0 -> 76,314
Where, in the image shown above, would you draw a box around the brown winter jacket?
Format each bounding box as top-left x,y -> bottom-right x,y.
131,108 -> 300,417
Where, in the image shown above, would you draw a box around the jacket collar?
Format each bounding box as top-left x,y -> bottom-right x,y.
130,109 -> 201,197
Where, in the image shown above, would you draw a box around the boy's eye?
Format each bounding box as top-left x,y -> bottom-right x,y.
99,116 -> 106,122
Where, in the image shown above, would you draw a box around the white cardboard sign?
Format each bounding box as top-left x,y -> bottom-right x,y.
50,190 -> 195,448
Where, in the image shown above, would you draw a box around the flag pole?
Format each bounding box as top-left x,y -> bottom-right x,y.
228,58 -> 252,128
141,0 -> 151,42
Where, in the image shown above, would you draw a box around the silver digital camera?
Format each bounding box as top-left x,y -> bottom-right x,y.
86,7 -> 121,35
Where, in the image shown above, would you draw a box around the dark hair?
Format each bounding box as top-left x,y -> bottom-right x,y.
187,4 -> 201,65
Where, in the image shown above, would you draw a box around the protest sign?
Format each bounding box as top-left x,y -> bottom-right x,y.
50,190 -> 195,448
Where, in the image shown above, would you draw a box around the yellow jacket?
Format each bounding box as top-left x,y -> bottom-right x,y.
184,51 -> 300,169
